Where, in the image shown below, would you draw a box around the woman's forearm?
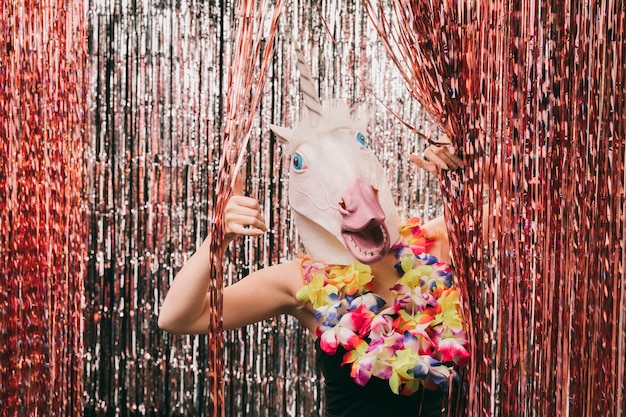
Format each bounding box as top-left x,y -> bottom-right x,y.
157,192 -> 266,334
158,236 -> 215,334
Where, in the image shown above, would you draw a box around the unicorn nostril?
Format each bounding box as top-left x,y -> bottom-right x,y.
338,200 -> 348,213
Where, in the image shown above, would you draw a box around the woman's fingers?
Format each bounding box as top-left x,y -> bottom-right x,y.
223,195 -> 267,237
423,147 -> 450,171
412,145 -> 464,172
436,146 -> 465,170
409,154 -> 438,173
227,195 -> 261,210
225,216 -> 266,235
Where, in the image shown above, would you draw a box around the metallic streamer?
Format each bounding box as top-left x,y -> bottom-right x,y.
366,1 -> 626,416
0,0 -> 88,415
1,1 -> 447,416
85,1 -> 441,414
207,2 -> 284,416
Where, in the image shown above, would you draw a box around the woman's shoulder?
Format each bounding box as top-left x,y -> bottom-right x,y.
222,258 -> 314,330
245,258 -> 306,293
418,216 -> 451,264
264,258 -> 318,331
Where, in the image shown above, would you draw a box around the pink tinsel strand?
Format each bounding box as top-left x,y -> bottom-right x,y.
0,0 -> 88,415
207,1 -> 284,416
365,1 -> 626,416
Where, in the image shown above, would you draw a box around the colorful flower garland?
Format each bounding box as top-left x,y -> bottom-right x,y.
296,218 -> 470,396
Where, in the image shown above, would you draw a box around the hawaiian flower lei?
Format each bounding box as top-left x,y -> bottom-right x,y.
296,217 -> 470,396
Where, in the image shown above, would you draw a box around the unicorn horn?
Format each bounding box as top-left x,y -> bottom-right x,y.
295,47 -> 323,124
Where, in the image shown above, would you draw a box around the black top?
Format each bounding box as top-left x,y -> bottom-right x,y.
316,339 -> 444,417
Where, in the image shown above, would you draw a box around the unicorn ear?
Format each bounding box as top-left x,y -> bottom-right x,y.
269,124 -> 294,144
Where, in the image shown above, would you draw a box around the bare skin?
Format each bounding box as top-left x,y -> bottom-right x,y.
409,145 -> 465,174
411,144 -> 495,243
158,158 -> 456,337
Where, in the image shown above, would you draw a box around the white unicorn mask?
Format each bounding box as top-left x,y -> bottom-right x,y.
270,50 -> 401,265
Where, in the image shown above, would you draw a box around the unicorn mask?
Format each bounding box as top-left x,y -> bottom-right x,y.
270,51 -> 401,265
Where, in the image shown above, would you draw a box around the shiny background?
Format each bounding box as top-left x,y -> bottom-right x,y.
1,0 -> 88,415
85,2 -> 441,416
1,1 -> 624,416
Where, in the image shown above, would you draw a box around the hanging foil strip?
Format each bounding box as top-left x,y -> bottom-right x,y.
367,1 -> 626,416
207,2 -> 284,416
5,0 -> 625,416
84,1 -> 441,416
0,0 -> 88,416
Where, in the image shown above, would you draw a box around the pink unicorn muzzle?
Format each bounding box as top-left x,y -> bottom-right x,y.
339,179 -> 391,264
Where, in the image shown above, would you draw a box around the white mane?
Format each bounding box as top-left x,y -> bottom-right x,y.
283,100 -> 370,154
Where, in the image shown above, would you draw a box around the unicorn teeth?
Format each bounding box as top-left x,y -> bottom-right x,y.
349,236 -> 381,257
346,224 -> 387,258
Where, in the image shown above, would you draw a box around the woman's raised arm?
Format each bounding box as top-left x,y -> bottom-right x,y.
157,185 -> 277,335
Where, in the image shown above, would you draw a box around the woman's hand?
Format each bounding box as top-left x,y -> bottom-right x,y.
158,173 -> 268,335
223,174 -> 267,246
408,145 -> 463,264
410,145 -> 464,173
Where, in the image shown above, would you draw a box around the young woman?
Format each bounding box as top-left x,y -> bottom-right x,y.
158,134 -> 466,416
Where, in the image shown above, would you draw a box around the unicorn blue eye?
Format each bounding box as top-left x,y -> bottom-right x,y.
356,132 -> 368,148
292,153 -> 306,170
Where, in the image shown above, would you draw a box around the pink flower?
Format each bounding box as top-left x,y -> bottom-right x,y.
397,217 -> 434,255
318,305 -> 374,354
369,306 -> 398,339
403,325 -> 436,356
437,337 -> 470,366
345,333 -> 403,386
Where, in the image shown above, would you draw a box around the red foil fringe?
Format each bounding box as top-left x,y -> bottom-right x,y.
0,1 -> 88,415
4,1 -> 624,416
367,1 -> 626,415
207,2 -> 284,416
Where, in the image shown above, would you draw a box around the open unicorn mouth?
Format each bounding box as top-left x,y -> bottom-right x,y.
342,221 -> 390,264
339,179 -> 392,264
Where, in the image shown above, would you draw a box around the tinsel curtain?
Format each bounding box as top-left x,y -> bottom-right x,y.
84,2 -> 440,416
205,2 -> 284,415
367,1 -> 626,416
0,1 -> 88,415
2,0 -> 624,416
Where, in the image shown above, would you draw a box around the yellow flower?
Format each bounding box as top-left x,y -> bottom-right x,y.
432,288 -> 464,334
296,271 -> 339,309
328,263 -> 373,297
389,349 -> 423,394
397,264 -> 434,289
